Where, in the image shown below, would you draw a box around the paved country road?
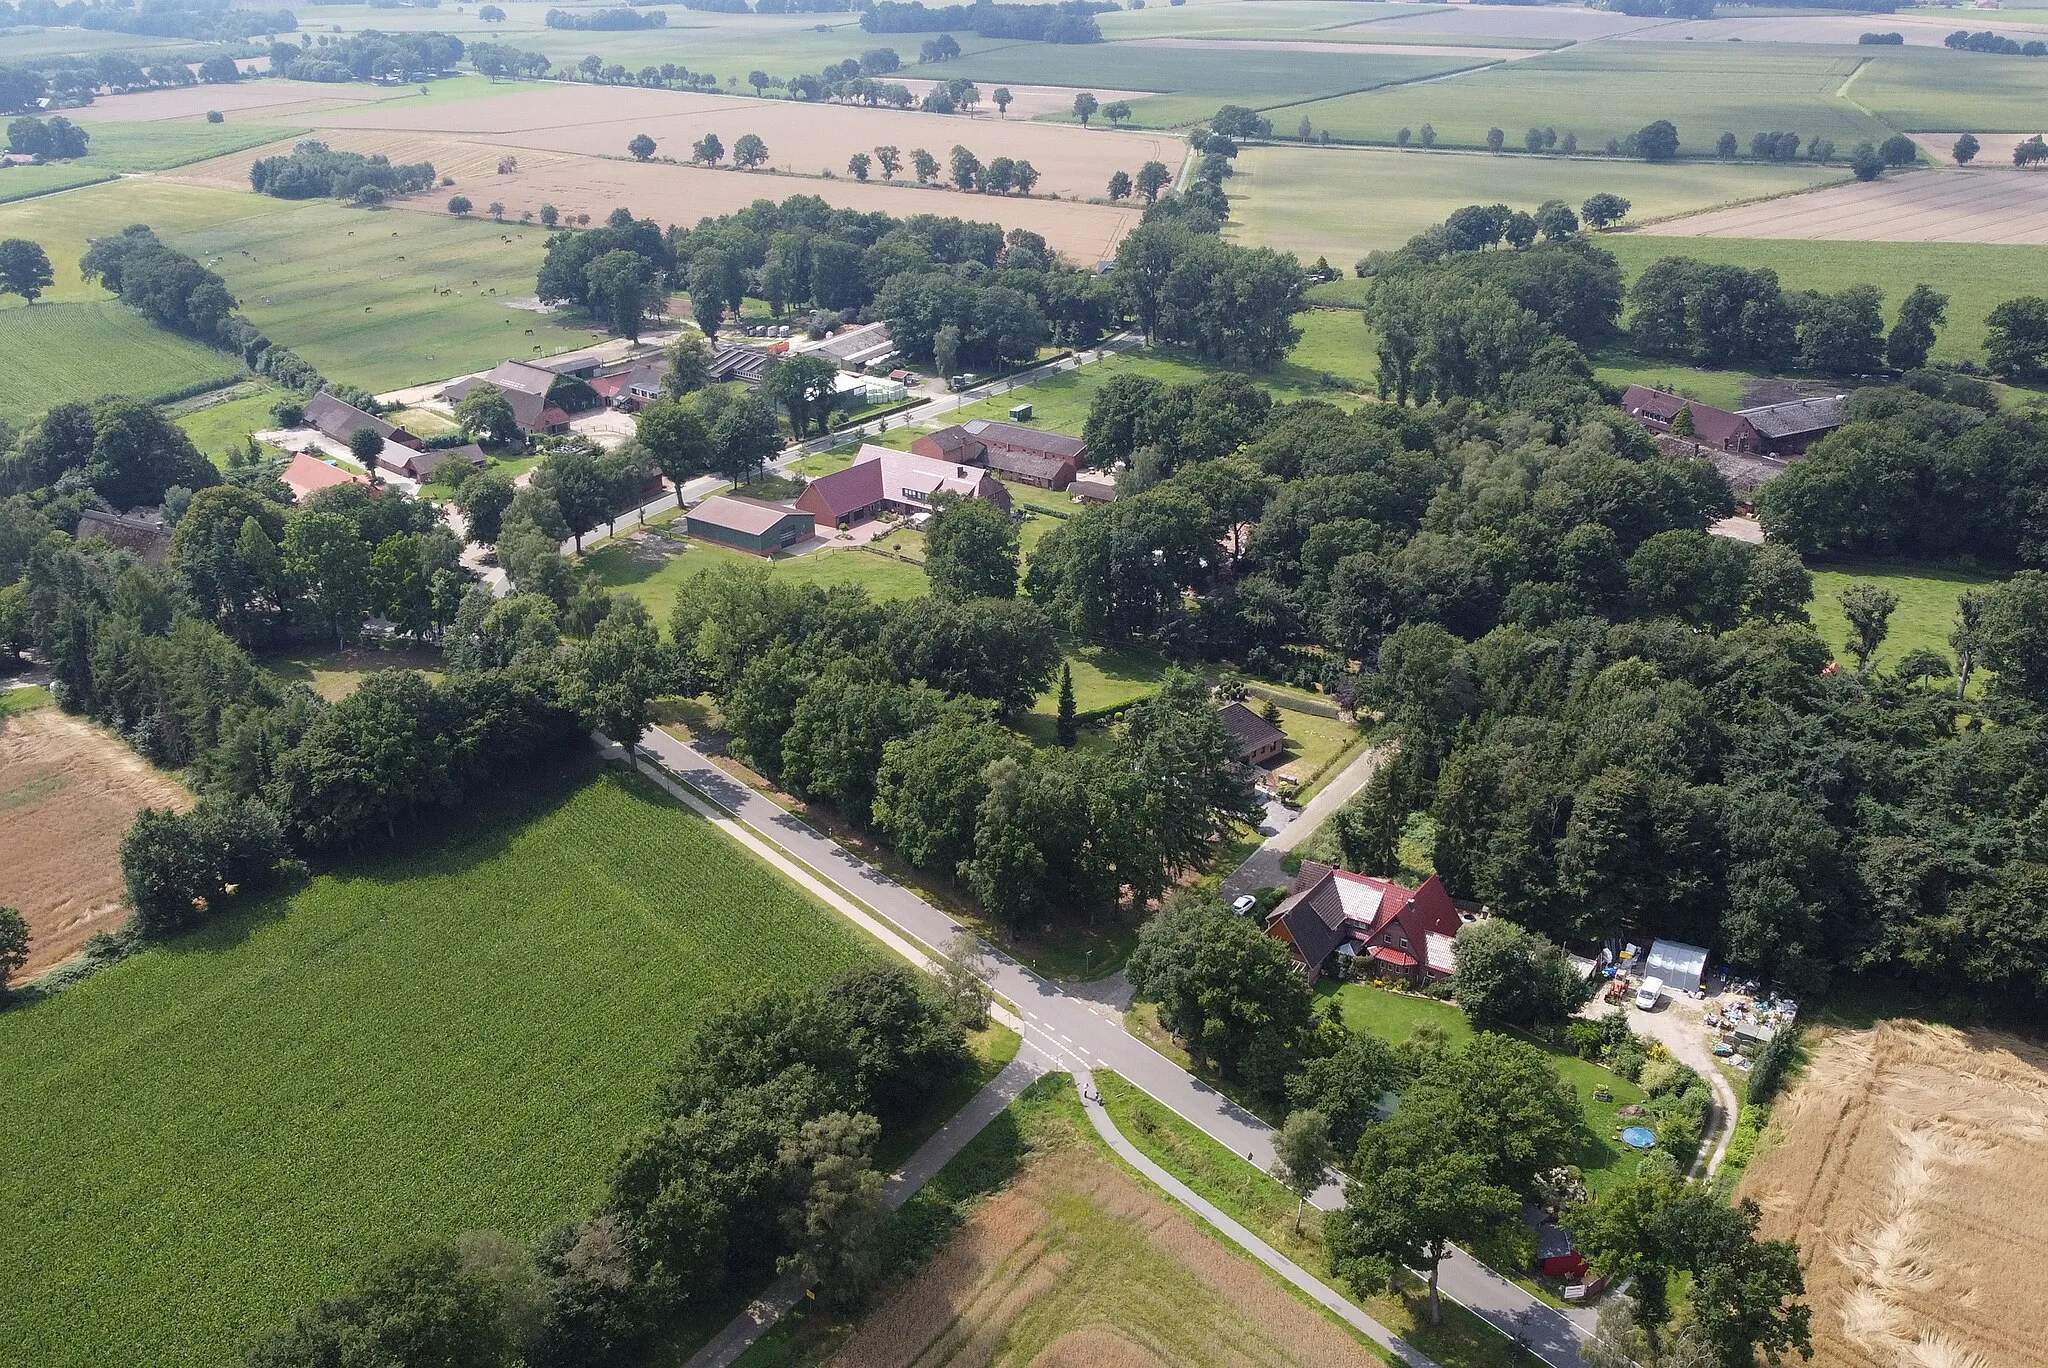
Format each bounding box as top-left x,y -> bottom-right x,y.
634,729 -> 1590,1368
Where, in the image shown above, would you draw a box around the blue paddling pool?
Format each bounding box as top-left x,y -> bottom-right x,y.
1621,1126 -> 1658,1149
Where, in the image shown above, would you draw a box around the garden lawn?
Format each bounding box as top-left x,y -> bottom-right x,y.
258,642 -> 447,700
945,345 -> 1358,437
170,381 -> 286,466
1272,703 -> 1362,788
1230,144 -> 1843,263
1284,43 -> 1892,151
1802,558 -> 2001,678
1601,236 -> 2048,364
1321,983 -> 1648,1196
0,301 -> 240,426
0,767 -> 878,1368
586,530 -> 929,623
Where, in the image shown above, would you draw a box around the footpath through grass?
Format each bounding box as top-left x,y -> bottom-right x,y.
0,765 -> 878,1368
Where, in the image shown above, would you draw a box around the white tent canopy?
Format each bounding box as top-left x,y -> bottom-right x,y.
1645,938 -> 1709,994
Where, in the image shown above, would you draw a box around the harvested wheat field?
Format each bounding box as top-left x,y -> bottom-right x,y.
1738,1020 -> 2048,1368
306,83 -> 1184,203
833,1149 -> 1378,1368
0,708 -> 189,978
64,80 -> 399,124
1654,168 -> 2048,244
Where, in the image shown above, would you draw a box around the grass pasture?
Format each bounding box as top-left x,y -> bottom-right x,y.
1229,144 -> 1846,263
0,301 -> 241,425
1285,43 -> 1892,152
169,380 -> 286,465
0,768 -> 877,1368
1739,1020 -> 2048,1368
0,178 -> 582,396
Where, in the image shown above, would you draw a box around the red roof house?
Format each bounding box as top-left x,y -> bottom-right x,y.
1265,863 -> 1464,986
795,444 -> 1011,529
1620,386 -> 1762,453
282,452 -> 368,504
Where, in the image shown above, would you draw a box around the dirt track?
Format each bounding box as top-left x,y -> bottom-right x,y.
1652,167 -> 2048,243
1739,1020 -> 2048,1368
0,708 -> 189,979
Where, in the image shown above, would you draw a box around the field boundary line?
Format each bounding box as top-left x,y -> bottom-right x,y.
1624,170 -> 1860,232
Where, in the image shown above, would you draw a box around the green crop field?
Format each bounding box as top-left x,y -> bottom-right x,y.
0,26 -> 205,58
1286,43 -> 1893,152
967,43 -> 1490,127
1093,0 -> 1460,43
0,768 -> 876,1368
1849,45 -> 2048,133
1600,236 -> 2048,363
1229,144 -> 1845,262
83,119 -> 307,172
0,301 -> 240,425
0,178 -> 590,395
1803,559 -> 2002,678
0,121 -> 301,205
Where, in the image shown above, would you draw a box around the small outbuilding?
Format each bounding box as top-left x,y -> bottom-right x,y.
1644,938 -> 1710,995
1217,700 -> 1287,767
685,494 -> 815,555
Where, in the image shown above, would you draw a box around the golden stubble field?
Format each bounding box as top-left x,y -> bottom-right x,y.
157,80 -> 1161,261
0,708 -> 190,978
1738,1020 -> 2048,1368
832,1148 -> 1379,1368
1653,167 -> 2048,244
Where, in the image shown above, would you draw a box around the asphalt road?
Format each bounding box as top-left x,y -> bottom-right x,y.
635,729 -> 1590,1368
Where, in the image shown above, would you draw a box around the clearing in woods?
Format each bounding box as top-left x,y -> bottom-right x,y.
829,1121 -> 1382,1368
0,768 -> 876,1368
0,706 -> 191,980
1738,1020 -> 2048,1368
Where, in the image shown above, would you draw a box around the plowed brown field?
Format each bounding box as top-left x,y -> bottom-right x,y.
1738,1020 -> 2048,1368
831,1149 -> 1378,1368
0,708 -> 189,978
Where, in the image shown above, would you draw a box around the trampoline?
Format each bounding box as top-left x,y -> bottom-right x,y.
1621,1125 -> 1658,1150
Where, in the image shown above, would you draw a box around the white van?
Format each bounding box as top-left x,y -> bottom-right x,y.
1634,976 -> 1665,1011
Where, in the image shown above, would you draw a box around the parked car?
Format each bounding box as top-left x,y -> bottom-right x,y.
1634,976 -> 1665,1011
1231,894 -> 1258,917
